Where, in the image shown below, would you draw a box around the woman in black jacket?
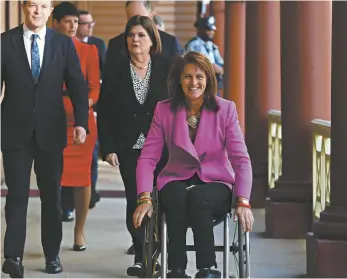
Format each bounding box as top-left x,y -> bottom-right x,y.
97,15 -> 171,276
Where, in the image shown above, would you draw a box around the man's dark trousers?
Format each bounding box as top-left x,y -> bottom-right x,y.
3,134 -> 63,259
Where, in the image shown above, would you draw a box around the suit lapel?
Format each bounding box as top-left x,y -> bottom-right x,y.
143,56 -> 160,111
38,29 -> 54,83
12,25 -> 32,81
121,58 -> 137,105
173,105 -> 200,162
193,108 -> 210,158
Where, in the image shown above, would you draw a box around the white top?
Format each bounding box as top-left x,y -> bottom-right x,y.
130,59 -> 152,149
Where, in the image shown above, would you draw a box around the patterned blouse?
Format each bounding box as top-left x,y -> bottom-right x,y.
130,59 -> 152,149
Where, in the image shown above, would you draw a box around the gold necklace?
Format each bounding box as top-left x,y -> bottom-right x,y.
131,60 -> 148,69
187,112 -> 201,129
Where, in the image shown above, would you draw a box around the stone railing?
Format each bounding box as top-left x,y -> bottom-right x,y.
268,110 -> 282,189
312,119 -> 331,219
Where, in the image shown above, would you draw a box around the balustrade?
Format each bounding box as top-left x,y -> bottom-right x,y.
311,119 -> 331,219
268,110 -> 282,189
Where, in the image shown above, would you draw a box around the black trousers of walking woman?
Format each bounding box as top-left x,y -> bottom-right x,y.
160,177 -> 232,270
118,149 -> 167,263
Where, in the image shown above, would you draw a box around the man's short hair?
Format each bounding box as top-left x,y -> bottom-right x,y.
52,1 -> 79,22
153,15 -> 164,27
125,1 -> 152,12
78,10 -> 90,16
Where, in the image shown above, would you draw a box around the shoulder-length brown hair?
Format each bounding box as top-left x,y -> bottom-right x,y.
123,15 -> 162,56
167,51 -> 219,112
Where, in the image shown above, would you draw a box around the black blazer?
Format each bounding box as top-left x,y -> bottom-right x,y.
97,54 -> 171,157
87,36 -> 107,78
1,25 -> 89,151
107,29 -> 183,60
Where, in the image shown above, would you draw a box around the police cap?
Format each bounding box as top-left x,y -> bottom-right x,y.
194,16 -> 217,31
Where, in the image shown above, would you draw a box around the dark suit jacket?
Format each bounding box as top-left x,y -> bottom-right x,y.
87,36 -> 107,78
97,54 -> 171,157
107,29 -> 182,61
1,25 -> 89,151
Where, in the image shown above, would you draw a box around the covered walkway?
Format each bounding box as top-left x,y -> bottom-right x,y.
1,162 -> 306,278
1,0 -> 347,277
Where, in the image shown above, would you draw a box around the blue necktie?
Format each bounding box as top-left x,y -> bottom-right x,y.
31,34 -> 40,81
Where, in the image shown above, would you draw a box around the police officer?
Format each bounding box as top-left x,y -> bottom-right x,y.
185,16 -> 224,93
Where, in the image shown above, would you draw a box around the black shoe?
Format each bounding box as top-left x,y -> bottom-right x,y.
2,258 -> 24,278
126,244 -> 135,255
89,193 -> 100,209
127,262 -> 142,277
89,201 -> 96,209
45,256 -> 63,274
72,244 -> 86,251
195,268 -> 221,278
167,268 -> 190,278
140,262 -> 160,278
62,210 -> 74,222
73,233 -> 86,251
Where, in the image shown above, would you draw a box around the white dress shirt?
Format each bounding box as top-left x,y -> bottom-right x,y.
23,24 -> 46,69
75,36 -> 88,43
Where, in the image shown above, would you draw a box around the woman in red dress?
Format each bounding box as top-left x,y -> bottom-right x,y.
52,2 -> 99,250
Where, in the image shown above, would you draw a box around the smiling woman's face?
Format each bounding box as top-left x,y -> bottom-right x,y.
180,63 -> 207,102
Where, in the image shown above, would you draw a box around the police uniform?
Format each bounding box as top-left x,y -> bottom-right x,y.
185,16 -> 224,90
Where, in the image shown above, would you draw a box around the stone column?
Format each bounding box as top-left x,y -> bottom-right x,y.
306,1 -> 347,277
224,1 -> 246,133
245,1 -> 281,208
9,1 -> 19,29
265,1 -> 332,238
4,1 -> 9,31
210,0 -> 225,98
210,0 -> 225,59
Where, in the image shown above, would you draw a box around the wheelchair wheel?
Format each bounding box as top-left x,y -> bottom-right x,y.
231,218 -> 251,278
142,190 -> 161,278
145,193 -> 252,279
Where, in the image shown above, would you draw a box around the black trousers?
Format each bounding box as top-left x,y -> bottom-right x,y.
160,179 -> 231,270
61,186 -> 74,211
2,136 -> 63,260
118,148 -> 167,263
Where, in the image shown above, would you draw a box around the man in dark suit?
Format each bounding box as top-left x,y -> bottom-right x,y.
1,1 -> 89,277
107,1 -> 183,61
77,9 -> 106,209
76,10 -> 107,78
104,0 -> 182,256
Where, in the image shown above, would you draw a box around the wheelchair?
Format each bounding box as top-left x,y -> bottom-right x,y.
142,187 -> 251,278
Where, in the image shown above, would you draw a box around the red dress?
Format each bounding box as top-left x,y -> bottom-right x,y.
61,39 -> 100,187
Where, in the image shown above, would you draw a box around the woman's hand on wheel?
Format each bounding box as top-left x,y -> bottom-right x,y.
133,203 -> 153,229
233,206 -> 254,232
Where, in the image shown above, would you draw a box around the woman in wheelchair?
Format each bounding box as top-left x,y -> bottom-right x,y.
133,51 -> 254,278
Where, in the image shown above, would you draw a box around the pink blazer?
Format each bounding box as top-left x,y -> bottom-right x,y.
136,97 -> 253,199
